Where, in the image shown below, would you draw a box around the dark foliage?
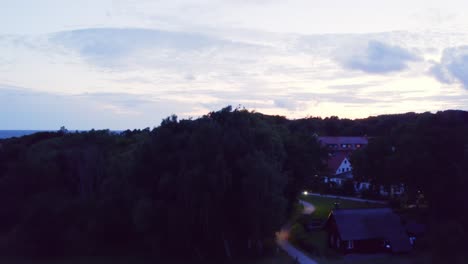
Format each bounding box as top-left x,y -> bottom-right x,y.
0,107 -> 323,260
0,108 -> 466,261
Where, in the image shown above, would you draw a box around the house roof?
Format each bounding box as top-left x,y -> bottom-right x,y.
319,136 -> 368,145
327,152 -> 349,174
329,208 -> 412,253
319,137 -> 368,152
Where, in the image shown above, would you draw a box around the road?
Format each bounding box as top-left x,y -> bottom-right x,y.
299,200 -> 316,214
306,192 -> 388,204
276,200 -> 318,264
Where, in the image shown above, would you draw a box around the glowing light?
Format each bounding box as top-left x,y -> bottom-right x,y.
303,191 -> 308,195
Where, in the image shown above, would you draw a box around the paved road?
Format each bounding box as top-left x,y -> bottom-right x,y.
299,200 -> 316,214
306,192 -> 388,204
276,200 -> 318,264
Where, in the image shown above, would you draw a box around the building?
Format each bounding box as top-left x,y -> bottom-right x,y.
379,184 -> 406,197
319,136 -> 368,186
317,136 -> 407,197
325,208 -> 412,254
323,152 -> 353,185
319,136 -> 368,153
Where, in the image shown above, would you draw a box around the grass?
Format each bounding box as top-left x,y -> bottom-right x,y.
300,194 -> 387,220
289,201 -> 306,223
288,195 -> 389,261
289,223 -> 340,259
293,195 -> 431,264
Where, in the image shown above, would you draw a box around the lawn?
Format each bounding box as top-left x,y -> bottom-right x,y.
300,194 -> 387,220
293,195 -> 430,264
289,195 -> 389,260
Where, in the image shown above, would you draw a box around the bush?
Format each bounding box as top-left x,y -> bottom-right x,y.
338,180 -> 355,196
388,198 -> 402,209
296,214 -> 314,227
360,188 -> 382,200
289,224 -> 337,258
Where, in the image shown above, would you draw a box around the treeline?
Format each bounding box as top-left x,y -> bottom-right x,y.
296,109 -> 468,261
348,110 -> 468,262
0,106 -> 324,260
1,107 -> 467,261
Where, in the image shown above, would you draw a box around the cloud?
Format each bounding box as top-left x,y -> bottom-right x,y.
273,98 -> 307,111
76,92 -> 157,109
430,46 -> 468,89
51,28 -> 259,69
3,28 -> 468,128
336,40 -> 421,74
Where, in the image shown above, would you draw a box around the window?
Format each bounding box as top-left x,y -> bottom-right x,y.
356,144 -> 361,148
383,240 -> 391,249
341,144 -> 347,148
347,240 -> 354,249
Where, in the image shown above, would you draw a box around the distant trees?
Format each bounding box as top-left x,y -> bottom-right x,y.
0,108 -> 466,261
349,110 -> 468,262
0,107 -> 324,260
350,111 -> 468,201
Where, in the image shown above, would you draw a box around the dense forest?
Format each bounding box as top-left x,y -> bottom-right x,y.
0,107 -> 467,262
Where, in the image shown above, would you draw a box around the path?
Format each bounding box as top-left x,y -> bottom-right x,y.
276,200 -> 318,264
306,192 -> 388,204
299,200 -> 316,214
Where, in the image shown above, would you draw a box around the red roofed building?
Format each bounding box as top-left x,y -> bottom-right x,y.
327,152 -> 352,175
319,136 -> 368,153
316,136 -> 405,197
318,136 -> 368,186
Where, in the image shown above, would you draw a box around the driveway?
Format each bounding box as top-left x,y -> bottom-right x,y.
276,199 -> 318,264
306,192 -> 387,204
300,200 -> 316,214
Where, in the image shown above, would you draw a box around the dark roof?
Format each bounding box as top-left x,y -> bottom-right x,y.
319,137 -> 368,152
319,136 -> 368,145
326,152 -> 349,174
329,208 -> 412,253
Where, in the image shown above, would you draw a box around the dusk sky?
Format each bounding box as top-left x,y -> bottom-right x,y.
1,0 -> 468,129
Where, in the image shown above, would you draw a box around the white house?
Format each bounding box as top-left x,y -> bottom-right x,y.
355,182 -> 371,191
323,152 -> 354,186
318,136 -> 368,187
335,157 -> 352,174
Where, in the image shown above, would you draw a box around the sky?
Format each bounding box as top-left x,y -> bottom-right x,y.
1,0 -> 468,129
